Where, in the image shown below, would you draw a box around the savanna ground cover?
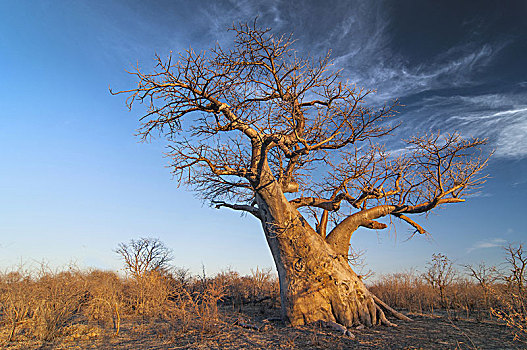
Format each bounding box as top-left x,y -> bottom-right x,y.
1,242 -> 526,349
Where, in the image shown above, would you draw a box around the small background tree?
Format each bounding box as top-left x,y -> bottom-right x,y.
465,262 -> 499,318
115,237 -> 173,278
115,237 -> 174,316
504,243 -> 527,296
424,253 -> 456,309
492,243 -> 527,342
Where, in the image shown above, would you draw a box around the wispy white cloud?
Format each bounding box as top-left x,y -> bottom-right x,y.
320,4 -> 504,103
490,107 -> 527,117
348,44 -> 500,102
378,90 -> 527,158
278,2 -> 524,159
467,238 -> 507,253
496,116 -> 527,157
199,0 -> 284,45
188,1 -> 524,159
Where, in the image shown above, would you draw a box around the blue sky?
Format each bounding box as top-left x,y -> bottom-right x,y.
1,0 -> 526,277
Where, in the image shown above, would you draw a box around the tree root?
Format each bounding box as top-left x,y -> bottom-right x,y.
312,320 -> 355,338
375,304 -> 397,327
234,319 -> 260,330
371,293 -> 413,322
327,291 -> 398,328
334,291 -> 411,328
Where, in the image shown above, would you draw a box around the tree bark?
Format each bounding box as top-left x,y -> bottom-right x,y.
254,177 -> 401,328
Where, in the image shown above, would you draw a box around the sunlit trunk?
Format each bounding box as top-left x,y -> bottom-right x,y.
254,179 -> 395,328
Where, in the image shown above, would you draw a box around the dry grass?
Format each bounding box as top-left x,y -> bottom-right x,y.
0,262 -> 278,347
369,271 -> 500,319
369,246 -> 527,344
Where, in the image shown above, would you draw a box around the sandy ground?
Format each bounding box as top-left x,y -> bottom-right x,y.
1,305 -> 523,349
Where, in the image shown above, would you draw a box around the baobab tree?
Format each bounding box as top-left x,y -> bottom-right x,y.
113,22 -> 489,329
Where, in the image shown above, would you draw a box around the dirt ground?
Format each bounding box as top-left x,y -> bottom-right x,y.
1,305 -> 523,349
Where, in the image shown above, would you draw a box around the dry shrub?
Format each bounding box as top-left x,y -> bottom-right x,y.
369,270 -> 438,314
0,270 -> 34,341
491,290 -> 527,342
124,270 -> 175,318
190,279 -> 225,331
370,269 -> 490,318
249,267 -> 279,303
213,267 -> 279,310
0,266 -> 87,342
166,267 -> 192,290
82,270 -> 123,335
117,266 -> 225,334
447,277 -> 479,318
370,247 -> 527,345
161,278 -> 225,334
490,244 -> 527,342
465,262 -> 500,319
423,253 -> 457,308
31,268 -> 86,341
213,269 -> 246,307
0,260 -> 233,344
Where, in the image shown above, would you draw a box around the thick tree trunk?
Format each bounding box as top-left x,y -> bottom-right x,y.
254,185 -> 402,328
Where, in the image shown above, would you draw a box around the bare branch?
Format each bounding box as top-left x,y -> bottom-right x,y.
212,200 -> 262,220
392,213 -> 426,236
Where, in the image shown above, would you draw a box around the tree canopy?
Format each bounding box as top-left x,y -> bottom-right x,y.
114,21 -> 489,248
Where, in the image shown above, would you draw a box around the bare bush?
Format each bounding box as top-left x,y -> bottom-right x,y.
503,244 -> 527,295
3,254 -> 527,346
465,262 -> 499,317
491,243 -> 527,342
161,277 -> 225,334
128,271 -> 175,318
31,268 -> 86,341
0,262 -> 231,343
370,245 -> 527,344
369,269 -> 437,314
249,267 -> 279,303
213,267 -> 279,313
370,267 -> 497,319
0,270 -> 34,341
82,270 -> 123,335
424,253 -> 457,308
191,280 -> 225,332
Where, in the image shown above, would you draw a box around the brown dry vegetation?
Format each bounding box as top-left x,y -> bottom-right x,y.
1,245 -> 526,349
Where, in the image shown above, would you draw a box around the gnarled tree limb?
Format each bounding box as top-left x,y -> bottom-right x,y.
212,201 -> 262,220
